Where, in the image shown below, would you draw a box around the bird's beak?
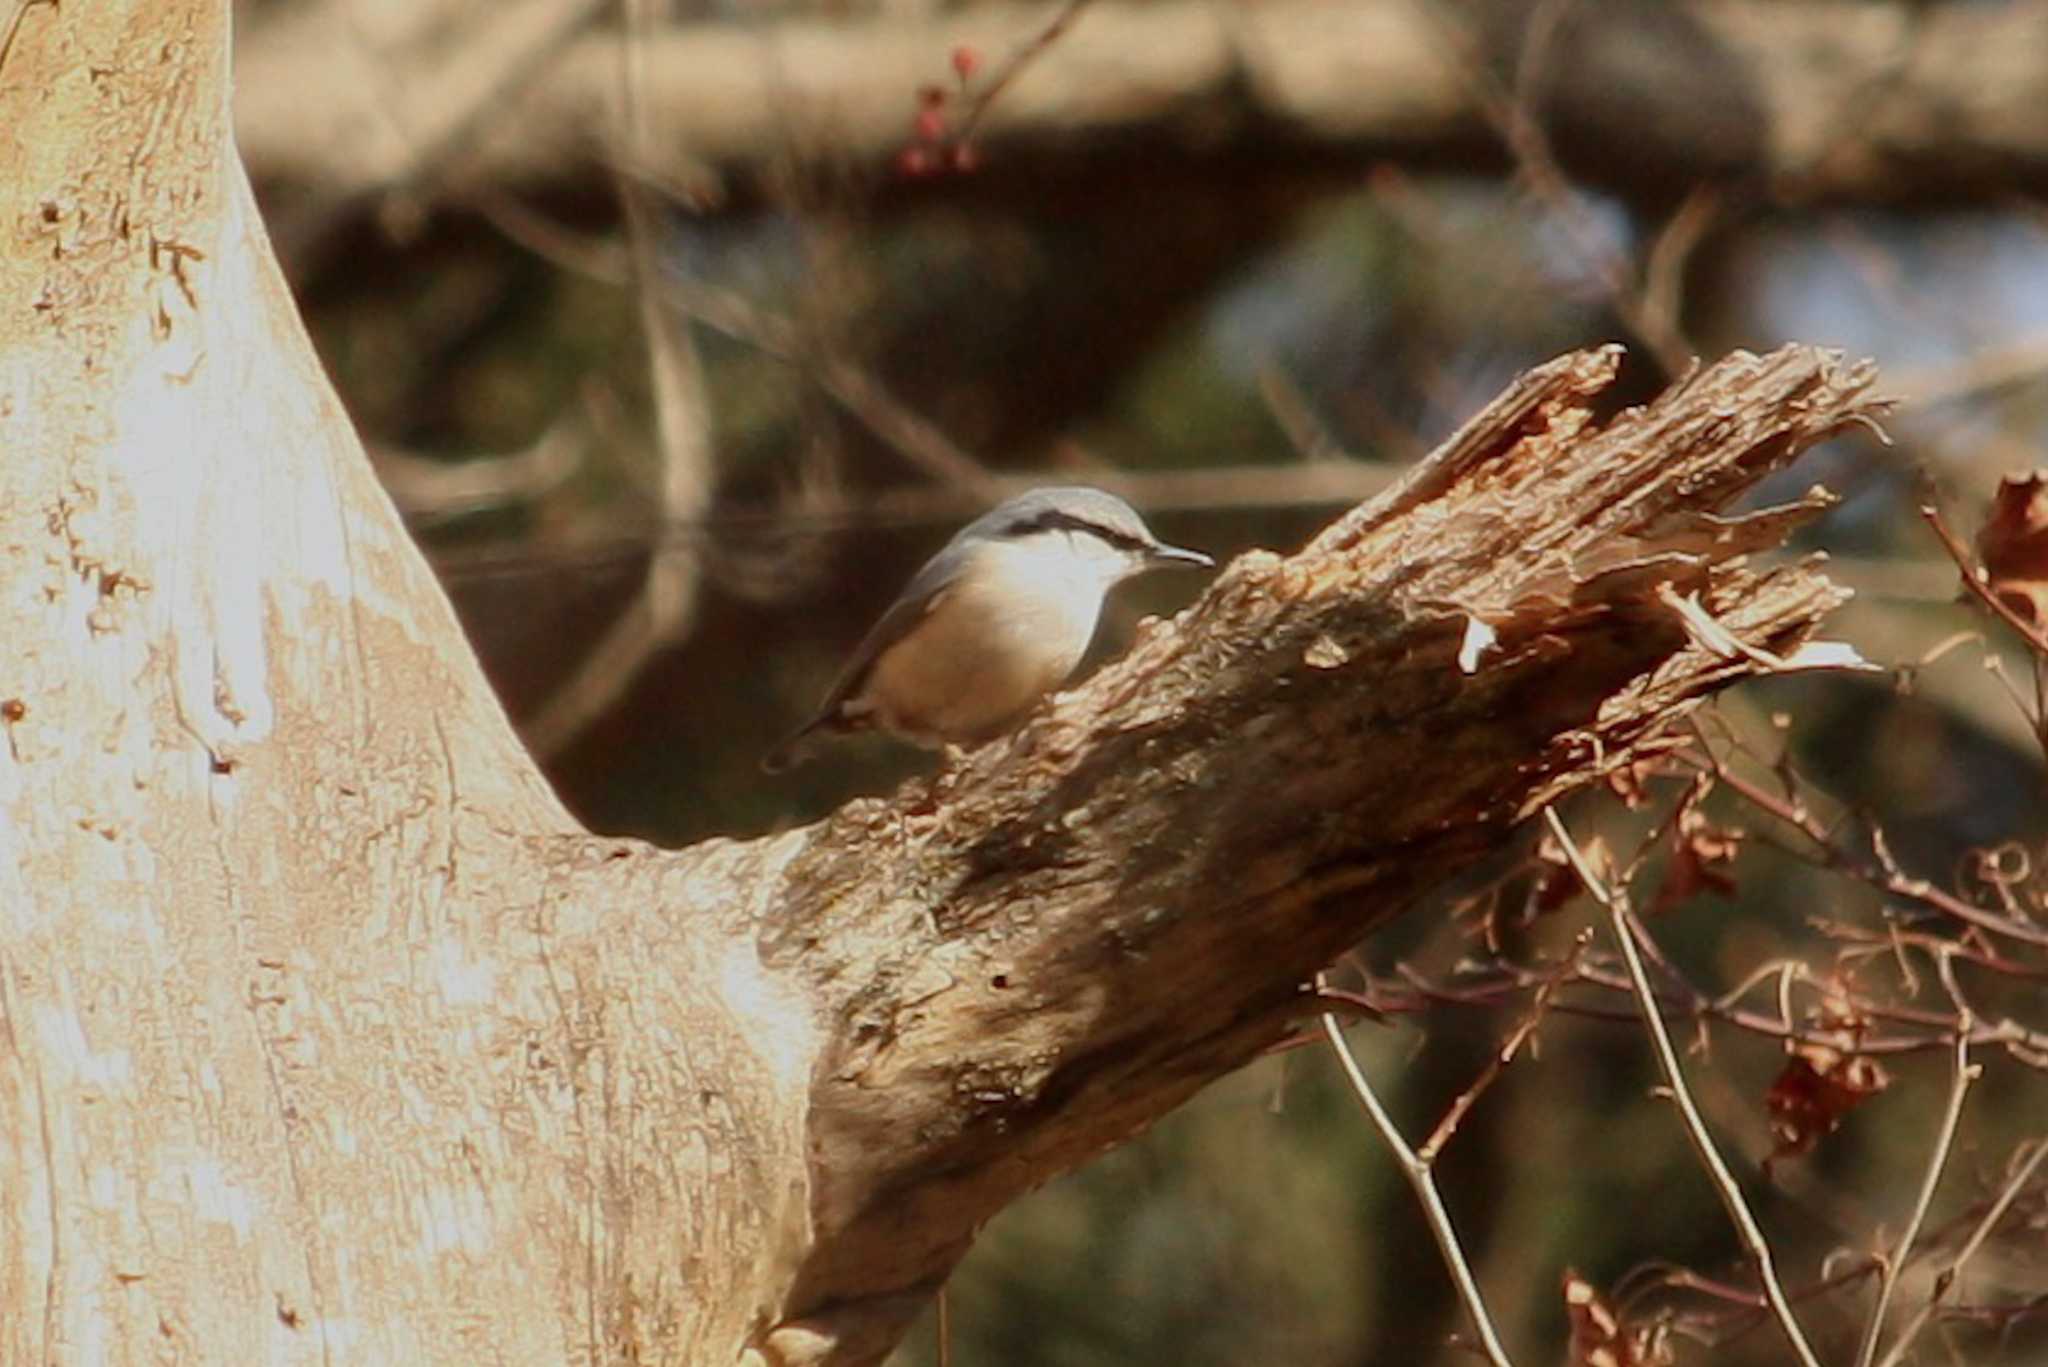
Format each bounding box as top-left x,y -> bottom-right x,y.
1146,542 -> 1214,569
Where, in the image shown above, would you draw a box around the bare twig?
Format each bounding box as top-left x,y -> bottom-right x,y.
1411,0 -> 1695,376
1854,1029 -> 1979,1367
471,190 -> 995,492
1876,1138 -> 2048,1367
234,0 -> 2048,220
423,461 -> 1397,584
1922,502 -> 2048,660
1258,364 -> 1358,465
1415,931 -> 1588,1167
1826,922 -> 2048,988
1894,331 -> 2048,410
815,356 -> 997,493
373,419 -> 584,521
1623,1171 -> 2048,1351
1318,1013 -> 1516,1367
1689,749 -> 2048,951
1379,952 -> 2048,1065
520,0 -> 715,758
1639,186 -> 1722,357
954,0 -> 1097,147
1543,806 -> 1824,1367
255,0 -> 610,264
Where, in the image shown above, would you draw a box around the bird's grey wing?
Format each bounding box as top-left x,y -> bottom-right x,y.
761,554 -> 965,771
761,549 -> 966,778
809,551 -> 963,724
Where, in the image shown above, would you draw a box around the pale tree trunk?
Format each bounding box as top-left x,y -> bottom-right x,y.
0,2 -> 1887,1365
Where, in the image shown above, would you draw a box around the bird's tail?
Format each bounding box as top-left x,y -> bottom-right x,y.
759,720 -> 823,774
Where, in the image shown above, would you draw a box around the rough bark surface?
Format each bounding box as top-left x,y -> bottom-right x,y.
234,0 -> 2048,211
1,2 -> 1892,1365
1,3 -> 802,1361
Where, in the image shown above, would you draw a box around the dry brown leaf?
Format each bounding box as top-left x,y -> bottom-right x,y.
1763,974 -> 1891,1168
1606,757 -> 1662,810
1765,1042 -> 1890,1165
1563,1269 -> 1673,1367
1977,471 -> 2048,625
1533,828 -> 1614,913
1651,792 -> 1744,915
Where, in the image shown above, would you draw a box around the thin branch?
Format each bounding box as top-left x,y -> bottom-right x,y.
953,0 -> 1097,147
1258,363 -> 1359,464
373,419 -> 585,521
1893,330 -> 2048,410
1639,186 -> 1722,358
1318,1013 -> 1515,1367
1382,952 -> 2048,1064
236,0 -> 2048,213
1921,502 -> 2048,660
256,0 -> 610,265
472,190 -> 996,493
1855,1028 -> 1979,1367
814,356 -> 997,493
422,461 -> 1397,584
1876,1138 -> 2048,1367
1543,806 -> 1825,1367
1689,749 -> 2048,951
519,0 -> 715,758
1415,931 -> 1587,1167
1413,0 -> 1695,377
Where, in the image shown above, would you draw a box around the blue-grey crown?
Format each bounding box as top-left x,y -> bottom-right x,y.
968,487 -> 1157,553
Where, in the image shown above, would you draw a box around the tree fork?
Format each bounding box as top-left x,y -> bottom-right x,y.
0,1 -> 1890,1363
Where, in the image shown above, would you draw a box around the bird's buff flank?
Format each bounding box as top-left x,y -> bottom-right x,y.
763,487 -> 1212,771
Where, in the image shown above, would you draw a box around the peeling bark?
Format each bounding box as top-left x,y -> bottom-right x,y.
0,2 -> 1893,1364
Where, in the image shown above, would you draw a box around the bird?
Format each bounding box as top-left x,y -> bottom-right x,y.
762,486 -> 1214,771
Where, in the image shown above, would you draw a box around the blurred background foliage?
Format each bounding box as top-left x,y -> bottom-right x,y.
240,0 -> 2048,1360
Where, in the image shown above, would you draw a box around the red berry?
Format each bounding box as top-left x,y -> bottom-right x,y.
951,45 -> 981,82
894,145 -> 935,178
914,105 -> 947,144
948,142 -> 981,174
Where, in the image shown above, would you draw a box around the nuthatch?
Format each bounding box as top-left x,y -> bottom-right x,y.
762,487 -> 1213,771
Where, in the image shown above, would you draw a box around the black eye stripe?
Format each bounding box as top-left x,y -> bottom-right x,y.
1005,509 -> 1147,552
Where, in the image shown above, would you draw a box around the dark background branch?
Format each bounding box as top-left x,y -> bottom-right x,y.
238,0 -> 2048,220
